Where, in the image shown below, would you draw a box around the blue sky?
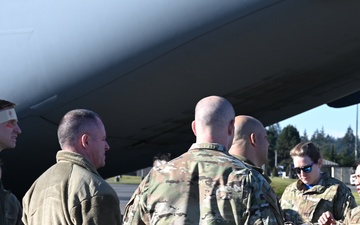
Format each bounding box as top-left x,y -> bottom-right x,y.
277,104 -> 359,139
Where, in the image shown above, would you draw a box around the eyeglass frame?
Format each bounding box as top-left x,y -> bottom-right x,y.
293,162 -> 317,174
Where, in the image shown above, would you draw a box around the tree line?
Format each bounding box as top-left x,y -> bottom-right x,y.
266,124 -> 359,174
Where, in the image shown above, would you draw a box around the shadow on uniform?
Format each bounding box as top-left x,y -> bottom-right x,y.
282,209 -> 304,224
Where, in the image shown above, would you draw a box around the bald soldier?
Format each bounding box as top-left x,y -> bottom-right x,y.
229,115 -> 271,182
123,96 -> 284,225
229,115 -> 283,223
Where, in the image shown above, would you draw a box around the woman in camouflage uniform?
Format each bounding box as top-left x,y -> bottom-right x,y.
280,142 -> 357,225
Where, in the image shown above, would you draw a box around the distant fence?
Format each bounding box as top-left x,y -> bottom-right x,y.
331,167 -> 352,184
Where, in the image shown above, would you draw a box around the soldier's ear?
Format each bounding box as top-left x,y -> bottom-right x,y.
191,120 -> 197,136
81,134 -> 89,148
228,119 -> 234,136
249,133 -> 256,146
317,158 -> 323,168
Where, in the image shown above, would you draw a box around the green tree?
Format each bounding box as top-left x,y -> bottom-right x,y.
330,144 -> 337,162
266,123 -> 281,171
301,130 -> 309,142
276,125 -> 300,167
338,126 -> 356,166
310,127 -> 336,161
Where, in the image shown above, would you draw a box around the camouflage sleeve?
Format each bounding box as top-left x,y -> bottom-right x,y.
343,206 -> 360,225
246,171 -> 284,225
279,184 -> 300,223
123,175 -> 150,225
333,184 -> 357,222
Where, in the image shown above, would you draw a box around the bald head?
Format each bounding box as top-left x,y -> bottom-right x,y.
229,115 -> 269,167
192,96 -> 235,149
233,116 -> 264,142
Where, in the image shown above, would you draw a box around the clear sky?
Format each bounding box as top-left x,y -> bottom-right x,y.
277,104 -> 359,139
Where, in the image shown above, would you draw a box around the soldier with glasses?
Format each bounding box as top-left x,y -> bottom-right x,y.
280,141 -> 356,225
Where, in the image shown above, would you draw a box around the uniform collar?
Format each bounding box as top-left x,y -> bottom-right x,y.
232,154 -> 272,183
296,172 -> 328,192
190,143 -> 227,152
232,154 -> 255,166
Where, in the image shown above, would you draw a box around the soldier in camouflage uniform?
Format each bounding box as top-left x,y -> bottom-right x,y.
0,160 -> 23,225
344,207 -> 360,225
229,115 -> 283,224
343,160 -> 360,225
280,142 -> 356,225
123,96 -> 283,225
0,99 -> 23,225
229,115 -> 273,183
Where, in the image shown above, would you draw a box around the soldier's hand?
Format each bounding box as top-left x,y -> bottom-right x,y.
318,211 -> 336,225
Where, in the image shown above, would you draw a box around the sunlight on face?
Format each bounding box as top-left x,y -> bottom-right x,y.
86,118 -> 110,169
292,155 -> 321,185
355,165 -> 360,195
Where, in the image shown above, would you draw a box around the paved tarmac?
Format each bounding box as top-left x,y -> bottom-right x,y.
110,183 -> 138,215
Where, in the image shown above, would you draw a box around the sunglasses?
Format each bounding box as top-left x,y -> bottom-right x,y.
293,162 -> 317,174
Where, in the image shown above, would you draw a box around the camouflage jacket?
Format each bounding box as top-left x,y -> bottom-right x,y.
231,154 -> 283,221
0,180 -> 23,225
231,154 -> 272,184
123,143 -> 284,225
280,172 -> 357,225
343,206 -> 360,225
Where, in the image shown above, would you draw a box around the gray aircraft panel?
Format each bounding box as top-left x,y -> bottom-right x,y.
1,0 -> 360,197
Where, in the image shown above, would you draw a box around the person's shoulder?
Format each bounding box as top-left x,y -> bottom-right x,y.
280,181 -> 299,202
69,168 -> 117,199
68,162 -> 110,189
351,206 -> 360,214
246,169 -> 276,192
346,206 -> 360,224
4,189 -> 19,200
3,189 -> 21,209
186,148 -> 251,169
283,179 -> 298,191
245,166 -> 264,179
231,166 -> 267,186
30,162 -> 63,182
325,176 -> 350,189
321,176 -> 354,198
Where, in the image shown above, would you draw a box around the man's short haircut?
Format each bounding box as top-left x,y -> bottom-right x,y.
57,109 -> 101,148
290,141 -> 322,163
0,99 -> 16,111
153,152 -> 172,162
195,96 -> 235,130
234,116 -> 263,141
